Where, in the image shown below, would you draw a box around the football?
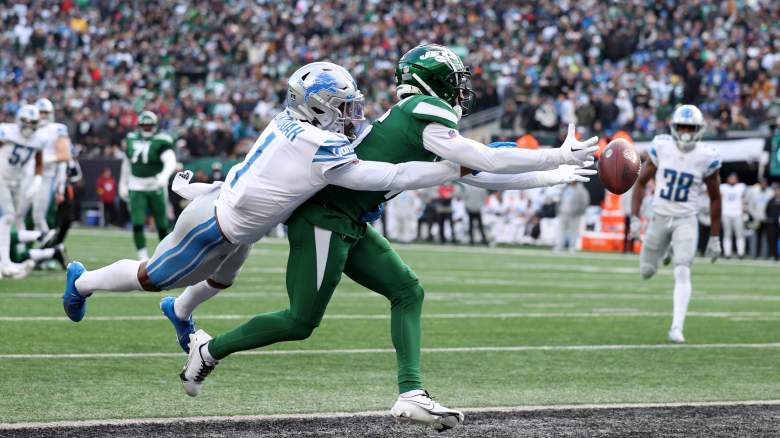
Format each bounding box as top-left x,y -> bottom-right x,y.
598,138 -> 641,194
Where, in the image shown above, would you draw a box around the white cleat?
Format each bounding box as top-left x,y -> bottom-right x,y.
668,327 -> 685,344
390,390 -> 464,432
180,329 -> 217,397
1,261 -> 34,279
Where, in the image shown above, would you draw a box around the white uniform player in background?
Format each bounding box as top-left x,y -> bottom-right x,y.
0,105 -> 45,277
720,173 -> 747,258
33,98 -> 72,245
631,105 -> 722,343
62,62 -> 464,332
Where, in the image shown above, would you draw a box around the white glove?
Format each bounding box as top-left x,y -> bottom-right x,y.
629,216 -> 641,240
26,175 -> 42,199
558,123 -> 599,166
705,236 -> 721,263
119,183 -> 129,202
547,165 -> 598,185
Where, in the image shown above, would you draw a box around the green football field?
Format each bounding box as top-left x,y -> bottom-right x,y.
1,227 -> 779,424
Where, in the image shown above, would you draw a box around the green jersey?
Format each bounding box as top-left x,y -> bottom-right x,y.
297,95 -> 459,237
124,131 -> 174,178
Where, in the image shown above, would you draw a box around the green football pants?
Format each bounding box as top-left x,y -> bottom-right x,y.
129,189 -> 170,250
209,213 -> 424,393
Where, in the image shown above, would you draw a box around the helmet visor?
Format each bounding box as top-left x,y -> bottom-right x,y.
341,98 -> 364,122
448,69 -> 477,115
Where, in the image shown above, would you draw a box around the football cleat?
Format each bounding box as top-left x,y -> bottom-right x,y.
390,390 -> 464,431
668,327 -> 685,344
53,244 -> 68,270
160,296 -> 196,353
662,247 -> 673,266
180,330 -> 217,397
39,229 -> 57,248
62,261 -> 90,322
1,261 -> 34,279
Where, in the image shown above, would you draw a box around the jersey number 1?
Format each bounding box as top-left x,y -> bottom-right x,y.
659,169 -> 694,202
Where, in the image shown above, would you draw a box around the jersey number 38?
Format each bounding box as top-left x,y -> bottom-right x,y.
659,169 -> 694,202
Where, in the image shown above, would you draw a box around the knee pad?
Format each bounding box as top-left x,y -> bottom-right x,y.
640,264 -> 656,280
288,320 -> 315,341
673,265 -> 691,283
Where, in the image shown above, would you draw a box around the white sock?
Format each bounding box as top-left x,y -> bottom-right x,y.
17,229 -> 41,243
174,281 -> 220,320
28,248 -> 54,261
202,342 -> 216,364
736,238 -> 745,257
137,248 -> 149,261
400,389 -> 425,398
74,259 -> 142,295
0,217 -> 12,266
671,265 -> 692,331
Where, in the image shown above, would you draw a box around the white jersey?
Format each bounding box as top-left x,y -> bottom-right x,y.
649,134 -> 720,217
720,182 -> 746,218
215,110 -> 357,244
0,123 -> 42,181
34,122 -> 69,177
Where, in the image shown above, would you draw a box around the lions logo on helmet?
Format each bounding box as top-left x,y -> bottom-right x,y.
669,105 -> 705,152
16,105 -> 40,138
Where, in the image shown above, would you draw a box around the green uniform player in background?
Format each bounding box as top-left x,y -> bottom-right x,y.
120,111 -> 177,260
191,45 -> 597,431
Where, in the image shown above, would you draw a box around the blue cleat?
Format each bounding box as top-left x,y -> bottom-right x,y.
160,296 -> 196,353
63,262 -> 89,322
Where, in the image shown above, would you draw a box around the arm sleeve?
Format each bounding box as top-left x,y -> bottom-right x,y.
459,171 -> 555,190
55,161 -> 68,195
159,149 -> 177,180
120,156 -> 130,189
324,159 -> 459,191
422,123 -> 562,173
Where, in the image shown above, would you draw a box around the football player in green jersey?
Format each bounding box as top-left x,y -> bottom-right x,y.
181,45 -> 598,431
119,111 -> 176,260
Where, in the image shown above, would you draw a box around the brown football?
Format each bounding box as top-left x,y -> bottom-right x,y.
598,138 -> 641,194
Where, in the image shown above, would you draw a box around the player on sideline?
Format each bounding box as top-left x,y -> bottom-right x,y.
631,104 -> 722,344
63,62 -> 467,324
33,98 -> 72,247
720,172 -> 746,259
0,105 -> 45,278
119,111 -> 176,260
178,45 -> 599,432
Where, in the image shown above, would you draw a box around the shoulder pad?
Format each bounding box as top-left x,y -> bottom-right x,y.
154,132 -> 174,144
402,95 -> 459,128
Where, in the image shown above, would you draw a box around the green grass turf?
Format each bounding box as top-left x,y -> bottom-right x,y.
1,228 -> 778,423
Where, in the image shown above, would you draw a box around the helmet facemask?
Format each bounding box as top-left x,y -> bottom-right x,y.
670,123 -> 703,152
447,68 -> 476,116
19,116 -> 38,138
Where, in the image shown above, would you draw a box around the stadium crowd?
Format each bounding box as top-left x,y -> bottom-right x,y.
2,0 -> 779,159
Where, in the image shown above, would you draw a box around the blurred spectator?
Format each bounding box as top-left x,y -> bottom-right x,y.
96,168 -> 117,227
461,185 -> 488,245
720,173 -> 747,259
554,182 -> 590,252
766,184 -> 780,261
747,180 -> 773,259
1,0 -> 778,156
434,183 -> 456,243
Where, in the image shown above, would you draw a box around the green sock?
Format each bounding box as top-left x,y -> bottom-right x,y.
208,310 -> 314,360
132,225 -> 145,250
391,283 -> 424,393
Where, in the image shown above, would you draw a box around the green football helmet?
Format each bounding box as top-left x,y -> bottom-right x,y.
395,44 -> 476,115
137,111 -> 158,138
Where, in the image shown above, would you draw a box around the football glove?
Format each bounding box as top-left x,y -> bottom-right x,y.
547,165 -> 598,185
629,216 -> 642,240
119,183 -> 129,202
705,236 -> 721,263
559,123 -> 599,167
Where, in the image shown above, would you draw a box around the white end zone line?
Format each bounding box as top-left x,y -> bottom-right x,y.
1,342 -> 779,360
2,399 -> 779,430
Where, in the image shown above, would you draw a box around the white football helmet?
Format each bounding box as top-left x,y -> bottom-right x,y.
35,98 -> 55,125
16,104 -> 40,138
669,104 -> 705,152
287,62 -> 364,138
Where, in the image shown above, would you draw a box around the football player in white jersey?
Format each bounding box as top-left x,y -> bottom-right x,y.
0,105 -> 45,278
630,105 -> 722,343
720,173 -> 747,258
32,98 -> 72,246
